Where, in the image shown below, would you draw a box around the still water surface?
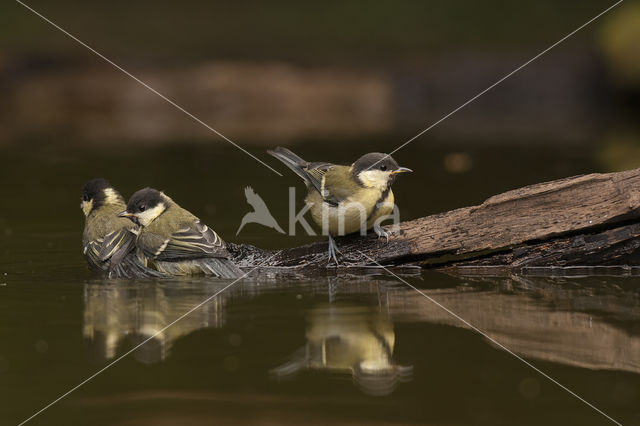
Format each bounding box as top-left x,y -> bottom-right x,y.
1,141 -> 639,425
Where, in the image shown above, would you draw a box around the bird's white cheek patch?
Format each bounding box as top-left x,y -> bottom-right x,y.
81,200 -> 93,216
137,203 -> 167,227
358,170 -> 392,189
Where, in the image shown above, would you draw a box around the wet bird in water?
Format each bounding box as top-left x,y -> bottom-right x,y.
80,178 -> 162,278
268,147 -> 411,265
119,187 -> 243,278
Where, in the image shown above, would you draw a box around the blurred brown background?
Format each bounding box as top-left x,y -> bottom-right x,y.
1,0 -> 639,157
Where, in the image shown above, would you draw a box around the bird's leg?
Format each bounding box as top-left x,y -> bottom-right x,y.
327,234 -> 341,267
373,224 -> 390,243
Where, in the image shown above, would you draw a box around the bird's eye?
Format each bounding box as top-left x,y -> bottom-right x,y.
139,205 -> 146,212
82,195 -> 89,202
380,164 -> 387,171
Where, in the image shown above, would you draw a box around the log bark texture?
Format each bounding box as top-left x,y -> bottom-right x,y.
228,168 -> 640,270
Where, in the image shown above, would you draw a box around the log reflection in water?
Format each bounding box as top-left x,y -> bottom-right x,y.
388,276 -> 640,374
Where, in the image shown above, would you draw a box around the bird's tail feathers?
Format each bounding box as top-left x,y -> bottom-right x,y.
200,258 -> 245,279
268,147 -> 310,183
108,254 -> 165,279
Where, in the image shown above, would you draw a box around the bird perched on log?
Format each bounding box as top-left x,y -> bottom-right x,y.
268,147 -> 412,265
119,187 -> 243,278
80,178 -> 162,278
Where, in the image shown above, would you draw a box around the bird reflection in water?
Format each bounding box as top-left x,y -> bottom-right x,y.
271,303 -> 413,396
82,282 -> 227,364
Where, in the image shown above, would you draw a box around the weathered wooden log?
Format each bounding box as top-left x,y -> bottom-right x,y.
228,168 -> 640,270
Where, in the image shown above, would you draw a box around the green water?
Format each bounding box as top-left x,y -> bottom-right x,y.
1,141 -> 639,425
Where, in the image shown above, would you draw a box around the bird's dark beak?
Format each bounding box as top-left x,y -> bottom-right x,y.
391,167 -> 413,175
118,211 -> 136,218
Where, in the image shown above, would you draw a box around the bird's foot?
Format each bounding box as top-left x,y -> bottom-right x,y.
327,235 -> 342,267
373,225 -> 390,243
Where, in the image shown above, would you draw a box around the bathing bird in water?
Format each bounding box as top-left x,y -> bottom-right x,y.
119,187 -> 243,278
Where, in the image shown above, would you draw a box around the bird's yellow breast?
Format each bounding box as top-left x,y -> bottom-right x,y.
306,188 -> 395,236
367,189 -> 394,229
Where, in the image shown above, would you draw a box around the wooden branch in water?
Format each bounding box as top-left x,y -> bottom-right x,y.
228,168 -> 640,270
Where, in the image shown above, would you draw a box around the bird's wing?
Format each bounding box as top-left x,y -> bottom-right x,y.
98,228 -> 137,266
138,220 -> 230,261
304,162 -> 338,203
313,164 -> 361,206
83,237 -> 105,270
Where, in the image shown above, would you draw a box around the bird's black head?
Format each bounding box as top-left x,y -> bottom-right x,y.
119,188 -> 168,227
81,178 -> 124,216
352,153 -> 412,189
353,153 -> 400,175
125,187 -> 165,213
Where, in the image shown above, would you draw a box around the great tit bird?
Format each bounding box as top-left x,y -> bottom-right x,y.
118,187 -> 243,278
81,178 -> 162,278
268,147 -> 411,265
